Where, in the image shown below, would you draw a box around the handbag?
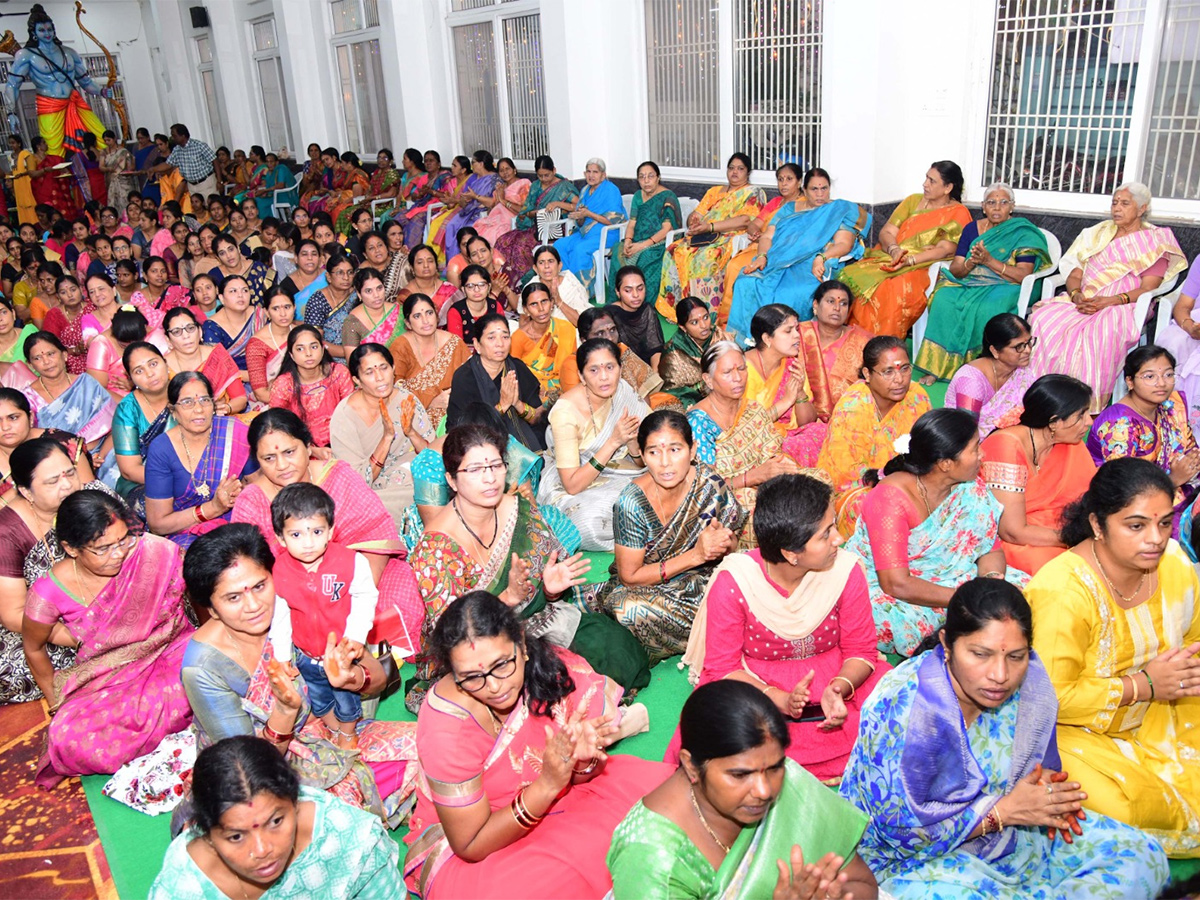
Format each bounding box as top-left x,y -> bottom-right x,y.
373,640 -> 404,699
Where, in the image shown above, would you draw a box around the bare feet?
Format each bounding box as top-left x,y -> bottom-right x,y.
335,723 -> 360,751
918,373 -> 937,386
613,702 -> 650,742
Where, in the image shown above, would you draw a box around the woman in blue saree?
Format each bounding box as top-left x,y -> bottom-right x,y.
915,185 -> 1050,382
551,158 -> 626,297
839,578 -> 1168,899
442,151 -> 501,256
727,169 -> 871,343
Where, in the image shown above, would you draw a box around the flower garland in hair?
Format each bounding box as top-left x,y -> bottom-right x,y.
893,434 -> 912,455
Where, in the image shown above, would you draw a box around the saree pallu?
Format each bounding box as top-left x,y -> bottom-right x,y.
945,363 -> 1035,438
318,167 -> 370,222
398,170 -> 452,248
605,188 -> 683,305
538,379 -> 649,551
1087,392 -> 1199,535
597,461 -> 746,661
609,759 -> 866,900
1026,542 -> 1200,857
915,217 -> 1050,380
407,496 -> 651,709
443,173 -> 500,253
426,177 -> 464,259
798,320 -> 873,422
816,381 -> 932,537
342,303 -> 404,351
303,289 -> 359,350
1030,223 -> 1187,403
405,647 -> 666,900
336,166 -> 401,234
746,355 -> 826,466
843,478 -> 1021,656
840,649 -> 1167,898
980,430 -> 1096,575
842,195 -> 973,337
27,534 -> 195,787
85,338 -> 128,398
23,372 -> 116,448
473,177 -> 530,245
655,184 -> 767,318
33,154 -> 78,219
551,180 -> 627,296
160,415 -> 251,549
202,307 -> 266,370
658,323 -> 713,407
101,146 -> 137,213
717,195 -> 790,319
196,344 -> 245,409
511,318 -> 576,396
393,333 -> 470,429
494,176 -> 579,286
112,395 -> 174,517
728,200 -> 872,340
244,336 -> 286,403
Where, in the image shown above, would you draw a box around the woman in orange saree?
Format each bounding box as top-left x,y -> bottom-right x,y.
841,161 -> 972,338
800,281 -> 874,423
718,162 -> 805,324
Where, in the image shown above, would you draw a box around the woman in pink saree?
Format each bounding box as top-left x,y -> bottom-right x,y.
23,490 -> 194,788
1030,183 -> 1186,407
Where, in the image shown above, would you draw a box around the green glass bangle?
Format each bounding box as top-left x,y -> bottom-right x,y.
588,456 -> 604,473
1143,670 -> 1155,699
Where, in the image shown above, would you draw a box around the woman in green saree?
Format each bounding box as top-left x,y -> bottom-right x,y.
406,423 -> 651,712
915,184 -> 1051,382
606,161 -> 682,305
494,154 -> 580,289
659,297 -> 722,407
599,410 -> 744,662
607,679 -> 876,899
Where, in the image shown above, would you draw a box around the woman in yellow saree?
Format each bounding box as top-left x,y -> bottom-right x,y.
816,337 -> 931,536
1025,457 -> 1200,858
655,153 -> 766,319
510,282 -> 577,402
426,155 -> 469,262
718,162 -> 805,324
841,161 -> 972,338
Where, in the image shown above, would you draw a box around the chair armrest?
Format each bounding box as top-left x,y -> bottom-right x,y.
1016,262 -> 1059,318
1019,269 -> 1065,317
924,261 -> 949,299
731,234 -> 750,254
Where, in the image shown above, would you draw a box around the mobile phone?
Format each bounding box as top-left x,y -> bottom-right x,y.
796,703 -> 825,723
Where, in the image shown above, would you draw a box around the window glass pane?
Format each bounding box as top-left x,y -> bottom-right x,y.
984,0 -> 1145,195
201,69 -> 227,147
336,44 -> 361,152
1145,0 -> 1200,200
644,0 -> 720,169
453,23 -> 503,154
364,0 -> 379,27
331,0 -> 363,35
502,14 -> 549,161
253,19 -> 278,52
258,57 -> 292,153
196,35 -> 212,64
733,0 -> 822,172
349,39 -> 390,154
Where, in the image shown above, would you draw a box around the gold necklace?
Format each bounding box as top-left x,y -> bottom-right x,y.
72,558 -> 97,606
1090,541 -> 1148,604
179,430 -> 213,498
915,475 -> 934,517
584,389 -> 604,434
25,498 -> 55,557
221,623 -> 260,675
689,787 -> 731,853
37,375 -> 69,402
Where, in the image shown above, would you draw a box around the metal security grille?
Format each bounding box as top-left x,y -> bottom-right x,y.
1145,1 -> 1200,199
732,0 -> 822,172
501,14 -> 549,161
644,0 -> 721,169
983,0 -> 1146,195
453,23 -> 504,154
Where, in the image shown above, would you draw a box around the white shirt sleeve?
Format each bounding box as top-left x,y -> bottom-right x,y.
343,552 -> 380,645
268,595 -> 293,662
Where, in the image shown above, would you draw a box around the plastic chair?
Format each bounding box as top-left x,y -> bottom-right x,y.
911,228 -> 1062,368
422,202 -> 444,245
370,197 -> 394,224
664,196 -> 702,246
269,174 -> 299,220
1111,278 -> 1185,402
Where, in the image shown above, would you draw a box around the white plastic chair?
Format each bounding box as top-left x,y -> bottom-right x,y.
370,197 -> 394,223
422,202 -> 444,245
1111,277 -> 1185,402
911,227 -> 1061,369
665,196 -> 702,246
269,174 -> 299,220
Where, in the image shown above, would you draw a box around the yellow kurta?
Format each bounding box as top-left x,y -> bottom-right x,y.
1025,542 -> 1200,857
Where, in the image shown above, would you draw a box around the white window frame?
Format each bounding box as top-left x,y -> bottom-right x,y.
638,0 -> 824,187
249,16 -> 294,153
194,34 -> 229,149
970,0 -> 1200,220
443,0 -> 547,170
328,0 -> 391,156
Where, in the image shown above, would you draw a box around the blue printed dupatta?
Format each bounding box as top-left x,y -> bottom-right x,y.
728,199 -> 871,341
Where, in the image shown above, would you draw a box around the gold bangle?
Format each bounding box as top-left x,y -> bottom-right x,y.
830,675 -> 856,701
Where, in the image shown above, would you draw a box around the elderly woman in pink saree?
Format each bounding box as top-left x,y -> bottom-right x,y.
1029,183 -> 1186,406
23,492 -> 194,788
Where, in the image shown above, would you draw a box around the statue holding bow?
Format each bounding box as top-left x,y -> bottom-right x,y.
1,3 -> 125,157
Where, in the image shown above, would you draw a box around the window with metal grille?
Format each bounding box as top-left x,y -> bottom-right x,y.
984,0 -> 1200,203
448,2 -> 549,166
644,0 -> 824,175
329,0 -> 390,156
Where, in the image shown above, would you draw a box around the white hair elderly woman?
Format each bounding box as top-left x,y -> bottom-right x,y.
1028,182 -> 1186,408
914,183 -> 1051,383
550,156 -> 626,296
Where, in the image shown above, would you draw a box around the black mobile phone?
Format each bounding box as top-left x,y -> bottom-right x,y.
796,703 -> 825,723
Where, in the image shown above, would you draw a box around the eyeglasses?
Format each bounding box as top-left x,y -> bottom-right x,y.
982,199 -> 1014,208
166,323 -> 198,338
454,653 -> 518,693
871,363 -> 913,380
1134,370 -> 1176,383
84,532 -> 139,559
173,396 -> 214,410
464,281 -> 490,291
457,461 -> 507,478
1010,337 -> 1038,353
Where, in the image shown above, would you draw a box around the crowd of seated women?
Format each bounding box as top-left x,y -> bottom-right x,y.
2,131 -> 1199,900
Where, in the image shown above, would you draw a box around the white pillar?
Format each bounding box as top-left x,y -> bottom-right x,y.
387,0 -> 456,153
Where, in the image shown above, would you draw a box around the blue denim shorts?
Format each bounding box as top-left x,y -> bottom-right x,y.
295,648 -> 362,723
